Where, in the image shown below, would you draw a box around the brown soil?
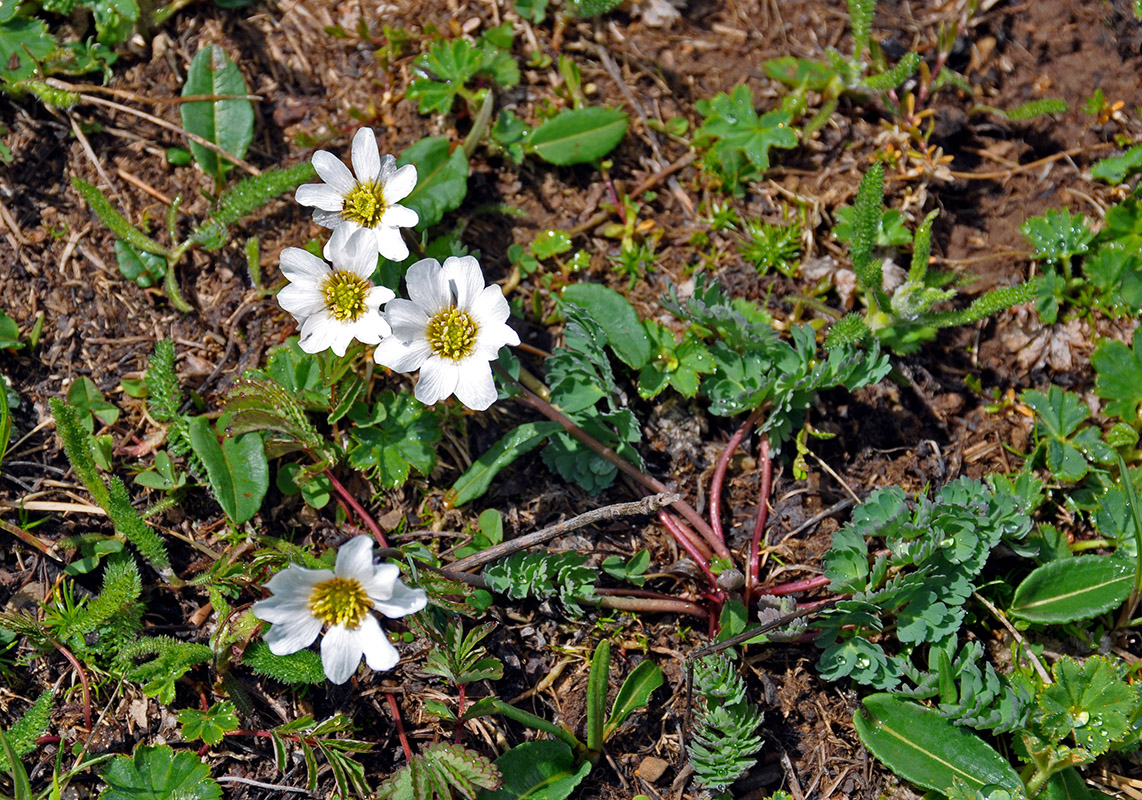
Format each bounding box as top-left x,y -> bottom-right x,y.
3,0 -> 1142,798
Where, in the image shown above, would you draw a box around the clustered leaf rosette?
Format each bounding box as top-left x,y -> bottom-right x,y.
295,127 -> 419,261
374,256 -> 520,411
252,536 -> 427,684
277,227 -> 395,356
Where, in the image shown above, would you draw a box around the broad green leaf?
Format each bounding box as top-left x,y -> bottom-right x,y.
604,660 -> 663,739
0,19 -> 55,82
67,376 -> 119,433
525,107 -> 629,166
1038,656 -> 1134,754
187,415 -> 269,524
398,136 -> 468,229
1009,555 -> 1133,623
1092,327 -> 1142,422
0,310 -> 21,349
180,44 -> 254,182
476,740 -> 592,800
853,694 -> 1022,797
346,391 -> 441,488
99,745 -> 222,800
1043,767 -> 1110,800
562,283 -> 651,368
1092,144 -> 1142,185
449,421 -> 561,506
178,701 -> 239,746
89,0 -> 138,43
114,240 -> 166,288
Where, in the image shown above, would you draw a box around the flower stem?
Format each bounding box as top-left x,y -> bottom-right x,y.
766,574 -> 830,596
385,692 -> 414,763
497,364 -> 730,560
709,409 -> 761,551
53,641 -> 92,731
657,510 -> 717,587
463,91 -> 495,160
324,469 -> 389,549
744,435 -> 772,608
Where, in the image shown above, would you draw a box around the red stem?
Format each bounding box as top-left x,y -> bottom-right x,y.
54,641 -> 91,731
385,692 -> 413,763
744,435 -> 773,608
658,510 -> 718,587
709,409 -> 761,550
766,575 -> 831,596
324,469 -> 388,548
454,684 -> 466,745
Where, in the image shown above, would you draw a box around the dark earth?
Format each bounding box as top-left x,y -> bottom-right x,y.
2,0 -> 1142,798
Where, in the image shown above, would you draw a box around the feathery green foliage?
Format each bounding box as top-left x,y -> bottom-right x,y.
225,376 -> 335,465
50,397 -> 110,507
143,339 -> 200,476
189,162 -> 317,249
862,50 -> 921,91
242,641 -> 327,685
850,162 -> 889,313
56,555 -> 142,648
484,551 -> 598,616
739,217 -> 802,276
116,636 -> 213,704
0,692 -> 52,772
376,743 -> 502,800
847,0 -> 876,60
107,477 -> 173,577
269,715 -> 373,798
567,0 -> 623,18
688,653 -> 765,792
71,178 -> 168,256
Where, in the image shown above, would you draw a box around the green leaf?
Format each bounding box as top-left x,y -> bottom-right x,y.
525,107 -> 629,165
0,310 -> 21,350
514,0 -> 548,23
1092,144 -> 1142,184
476,740 -> 591,800
1020,208 -> 1094,265
695,85 -> 798,193
1009,555 -> 1134,623
347,391 -> 441,488
99,745 -> 222,800
397,136 -> 469,229
1092,328 -> 1142,422
586,640 -> 609,754
763,56 -> 838,91
67,376 -> 119,433
88,0 -> 138,43
0,375 -> 10,465
0,727 -> 31,800
0,18 -> 55,82
191,162 -> 317,249
562,283 -> 651,368
113,240 -> 167,288
178,701 -> 239,747
531,229 -> 573,260
187,415 -> 269,524
408,39 -> 482,114
180,44 -> 254,182
72,178 -> 168,256
1038,656 -> 1135,754
604,660 -> 663,740
853,694 -> 1023,797
243,641 -> 326,685
449,421 -> 561,507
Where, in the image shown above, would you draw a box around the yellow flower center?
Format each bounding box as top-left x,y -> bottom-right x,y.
342,182 -> 387,228
425,308 -> 479,360
308,577 -> 371,629
322,271 -> 371,322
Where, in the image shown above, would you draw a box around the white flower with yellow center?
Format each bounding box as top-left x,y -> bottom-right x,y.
374,256 -> 519,410
251,536 -> 427,684
277,227 -> 394,356
295,128 -> 419,261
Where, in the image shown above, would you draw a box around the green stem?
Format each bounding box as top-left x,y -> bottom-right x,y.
164,241 -> 194,313
463,91 -> 496,160
1070,538 -> 1113,552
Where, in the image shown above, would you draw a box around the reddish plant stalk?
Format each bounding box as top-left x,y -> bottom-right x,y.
709,409 -> 761,551
54,641 -> 91,731
385,692 -> 414,762
454,684 -> 466,745
501,368 -> 729,560
744,435 -> 773,608
658,510 -> 717,587
595,593 -> 709,622
324,469 -> 388,548
766,575 -> 831,596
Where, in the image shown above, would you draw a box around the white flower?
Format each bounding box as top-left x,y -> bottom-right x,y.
251,536 -> 427,684
295,127 -> 419,261
276,227 -> 395,357
374,256 -> 519,411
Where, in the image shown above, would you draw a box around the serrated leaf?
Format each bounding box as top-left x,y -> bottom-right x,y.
180,45 -> 254,182
178,701 -> 239,747
476,740 -> 590,800
525,107 -> 629,165
1092,327 -> 1142,422
398,136 -> 469,229
187,415 -> 269,524
854,694 -> 1022,797
0,18 -> 55,82
1038,657 -> 1135,754
562,283 -> 651,368
1092,144 -> 1142,185
244,641 -> 326,684
99,745 -> 222,800
449,421 -> 562,507
1009,555 -> 1134,623
347,391 -> 441,488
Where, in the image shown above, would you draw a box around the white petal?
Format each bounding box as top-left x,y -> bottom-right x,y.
379,153 -> 398,182
312,151 -> 356,195
372,580 -> 428,619
299,311 -> 347,356
366,285 -> 395,310
374,336 -> 431,372
344,313 -> 389,345
361,563 -> 400,603
405,259 -> 450,312
383,164 -> 418,204
358,616 -> 402,672
373,226 -> 409,262
351,128 -> 381,184
277,283 -> 324,319
295,184 -> 346,212
313,209 -> 343,228
327,227 -> 380,279
334,536 -> 376,582
251,595 -> 311,624
452,357 -> 498,411
381,204 -> 418,230
469,284 -> 512,327
280,248 -> 331,282
264,565 -> 331,596
321,624 -> 364,684
415,356 -> 459,405
385,299 -> 429,339
443,256 -> 484,311
263,615 -> 324,656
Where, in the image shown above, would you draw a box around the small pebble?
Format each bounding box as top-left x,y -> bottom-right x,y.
638,756 -> 669,783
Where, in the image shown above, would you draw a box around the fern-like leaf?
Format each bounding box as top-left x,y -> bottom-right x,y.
0,691 -> 52,771
242,641 -> 326,685
108,477 -> 173,578
930,279 -> 1040,328
850,163 -> 891,313
49,397 -> 110,507
116,636 -> 213,704
863,50 -> 921,91
376,743 -> 501,800
224,377 -> 334,464
57,555 -> 141,645
825,313 -> 873,349
190,162 -> 317,250
145,340 -> 181,422
847,0 -> 877,60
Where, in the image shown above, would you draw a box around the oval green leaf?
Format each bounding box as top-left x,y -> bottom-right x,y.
1009,555 -> 1134,623
449,421 -> 562,507
562,283 -> 652,369
853,694 -> 1022,797
398,136 -> 469,229
526,107 -> 629,166
476,740 -> 592,800
188,415 -> 269,524
604,660 -> 664,740
180,45 -> 254,181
